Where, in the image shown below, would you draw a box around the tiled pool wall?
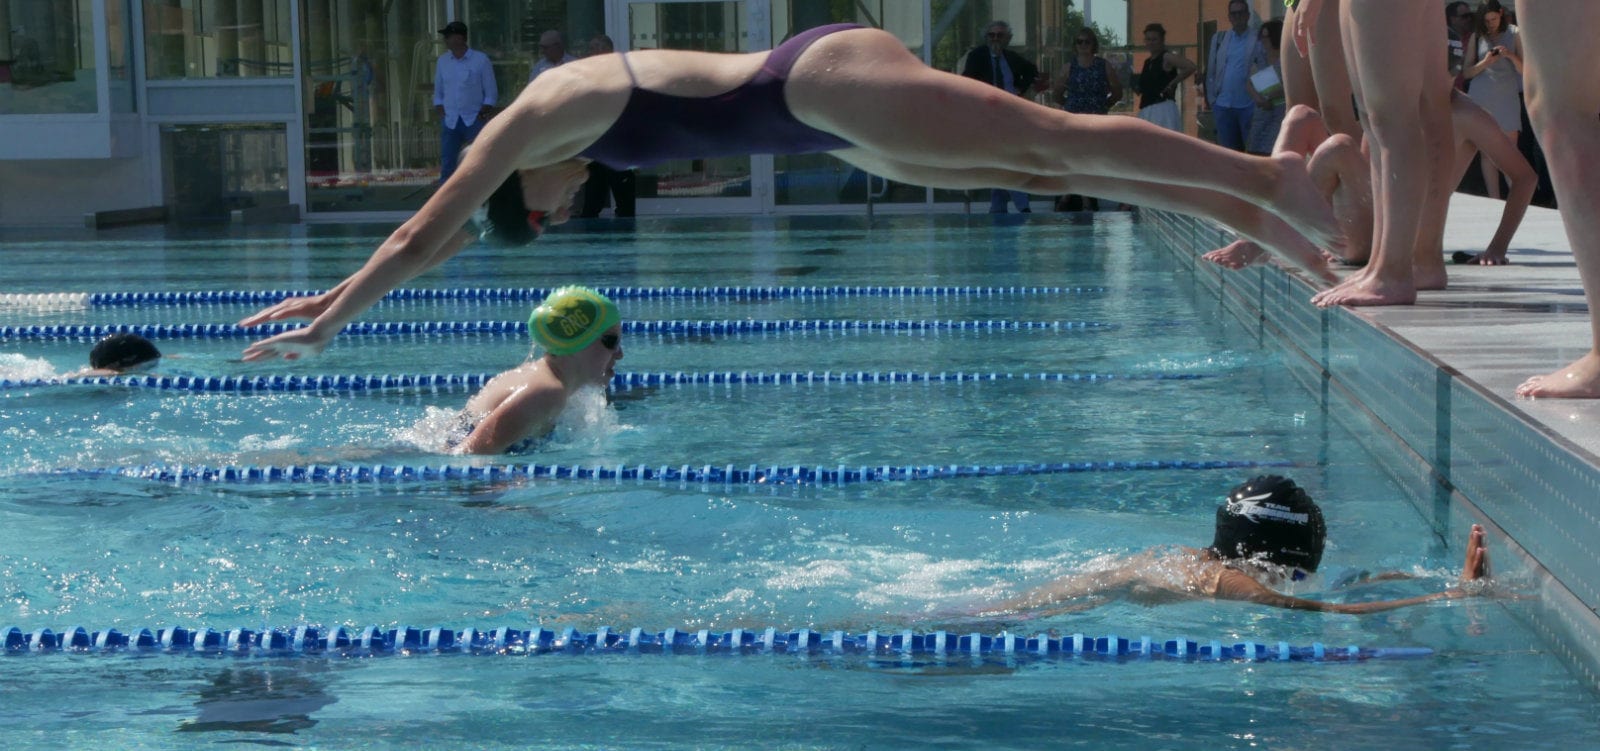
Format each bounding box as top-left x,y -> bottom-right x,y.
1144,209 -> 1600,693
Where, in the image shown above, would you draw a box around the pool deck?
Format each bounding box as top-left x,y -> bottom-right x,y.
1334,193 -> 1599,464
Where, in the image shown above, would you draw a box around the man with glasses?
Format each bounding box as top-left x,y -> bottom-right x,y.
1204,1 -> 1267,151
530,30 -> 577,83
960,20 -> 1041,213
450,287 -> 625,454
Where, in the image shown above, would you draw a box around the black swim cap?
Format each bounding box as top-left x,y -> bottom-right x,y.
1209,475 -> 1326,572
482,173 -> 538,246
88,333 -> 162,371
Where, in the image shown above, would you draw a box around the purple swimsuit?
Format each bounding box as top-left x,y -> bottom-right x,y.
578,24 -> 860,169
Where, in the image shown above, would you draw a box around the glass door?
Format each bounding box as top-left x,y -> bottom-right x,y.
612,0 -> 770,215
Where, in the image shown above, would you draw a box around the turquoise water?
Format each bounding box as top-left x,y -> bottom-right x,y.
0,215 -> 1594,749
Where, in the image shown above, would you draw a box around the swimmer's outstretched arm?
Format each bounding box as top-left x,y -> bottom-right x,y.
240,91 -> 594,361
973,554 -> 1155,618
237,227 -> 476,328
1217,525 -> 1493,614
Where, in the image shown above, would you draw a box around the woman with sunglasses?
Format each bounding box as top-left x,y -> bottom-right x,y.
1051,27 -> 1123,210
237,23 -> 1345,362
450,287 -> 624,455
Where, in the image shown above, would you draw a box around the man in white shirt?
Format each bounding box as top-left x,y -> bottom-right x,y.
434,21 -> 498,182
529,30 -> 577,82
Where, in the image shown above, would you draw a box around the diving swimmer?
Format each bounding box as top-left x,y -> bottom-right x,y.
238,23 -> 1343,362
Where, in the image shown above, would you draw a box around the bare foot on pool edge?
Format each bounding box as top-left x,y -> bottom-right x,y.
1311,268 -> 1417,308
1270,151 -> 1347,258
1413,263 -> 1448,292
1203,240 -> 1266,270
1517,351 -> 1600,399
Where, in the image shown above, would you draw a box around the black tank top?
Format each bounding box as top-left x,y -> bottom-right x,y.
1138,54 -> 1178,108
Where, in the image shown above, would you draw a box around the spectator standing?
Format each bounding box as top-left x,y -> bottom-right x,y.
1514,1 -> 1600,399
1135,23 -> 1196,133
1052,27 -> 1122,210
434,21 -> 498,183
960,20 -> 1040,213
577,35 -> 636,218
530,30 -> 577,83
1204,0 -> 1267,151
1446,1 -> 1474,88
1462,0 -> 1523,199
1244,19 -> 1287,156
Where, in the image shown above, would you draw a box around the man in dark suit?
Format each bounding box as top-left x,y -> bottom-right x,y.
960,21 -> 1040,212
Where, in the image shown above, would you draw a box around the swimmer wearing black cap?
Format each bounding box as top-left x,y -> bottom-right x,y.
977,476 -> 1493,618
449,286 -> 623,454
65,333 -> 163,378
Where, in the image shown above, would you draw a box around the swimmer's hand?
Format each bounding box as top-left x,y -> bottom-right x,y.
237,290 -> 337,328
1439,524 -> 1498,600
241,325 -> 335,362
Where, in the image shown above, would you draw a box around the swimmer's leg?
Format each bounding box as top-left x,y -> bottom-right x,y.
842,156 -> 1334,283
790,28 -> 1345,256
1306,132 -> 1375,264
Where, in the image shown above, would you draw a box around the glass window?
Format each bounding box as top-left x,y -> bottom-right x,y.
0,0 -> 98,114
108,0 -> 134,111
143,0 -> 293,79
162,122 -> 289,220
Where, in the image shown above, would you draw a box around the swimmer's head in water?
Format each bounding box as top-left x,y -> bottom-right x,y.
89,333 -> 162,372
1209,475 -> 1326,572
529,286 -> 621,355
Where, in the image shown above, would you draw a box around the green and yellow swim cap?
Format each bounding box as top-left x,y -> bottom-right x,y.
529,286 -> 621,355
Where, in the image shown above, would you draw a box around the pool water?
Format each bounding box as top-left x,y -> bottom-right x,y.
0,215 -> 1594,749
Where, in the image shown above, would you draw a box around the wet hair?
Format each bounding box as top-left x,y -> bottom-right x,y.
89,333 -> 161,372
1260,19 -> 1284,50
1144,23 -> 1167,41
482,173 -> 538,246
1474,0 -> 1509,36
1209,476 -> 1326,572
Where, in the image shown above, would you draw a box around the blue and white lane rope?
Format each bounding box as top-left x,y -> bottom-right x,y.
0,369 -> 1214,394
0,285 -> 1106,308
0,319 -> 1117,342
1,625 -> 1430,662
70,459 -> 1296,486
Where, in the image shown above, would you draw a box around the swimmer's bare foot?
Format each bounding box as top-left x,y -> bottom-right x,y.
1413,262 -> 1448,292
1202,240 -> 1266,270
1310,267 -> 1417,307
1269,151 -> 1347,258
1516,351 -> 1600,398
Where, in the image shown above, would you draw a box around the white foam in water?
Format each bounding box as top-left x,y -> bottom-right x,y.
0,353 -> 61,381
394,386 -> 626,454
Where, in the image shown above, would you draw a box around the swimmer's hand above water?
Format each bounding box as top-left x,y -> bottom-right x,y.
241,324 -> 336,362
237,283 -> 346,328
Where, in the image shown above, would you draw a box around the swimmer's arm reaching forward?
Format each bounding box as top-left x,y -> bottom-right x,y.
239,97 -> 592,362
1215,525 -> 1493,614
237,227 -> 475,331
974,551 -> 1164,618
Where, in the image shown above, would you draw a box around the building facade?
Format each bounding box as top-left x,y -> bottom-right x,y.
1,0 -> 1293,226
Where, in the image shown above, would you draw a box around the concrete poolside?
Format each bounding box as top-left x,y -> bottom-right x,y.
1325,193 -> 1599,463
